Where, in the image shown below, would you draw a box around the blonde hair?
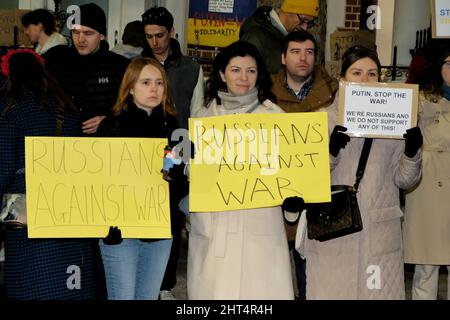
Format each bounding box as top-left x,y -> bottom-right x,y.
112,57 -> 175,116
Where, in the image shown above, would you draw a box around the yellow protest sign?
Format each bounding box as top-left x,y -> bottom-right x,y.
187,0 -> 256,47
189,113 -> 331,212
25,137 -> 171,239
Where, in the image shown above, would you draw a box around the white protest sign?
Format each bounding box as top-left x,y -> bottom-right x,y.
431,0 -> 450,38
208,0 -> 234,13
338,81 -> 418,139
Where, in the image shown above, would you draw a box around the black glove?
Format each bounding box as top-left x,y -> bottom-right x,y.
329,125 -> 351,157
168,162 -> 186,181
404,127 -> 423,158
282,196 -> 305,225
168,163 -> 189,198
103,226 -> 123,245
0,222 -> 5,243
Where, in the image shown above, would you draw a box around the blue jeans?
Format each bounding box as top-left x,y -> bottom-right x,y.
99,239 -> 172,300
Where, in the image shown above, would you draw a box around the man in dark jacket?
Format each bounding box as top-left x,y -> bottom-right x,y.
142,7 -> 204,130
21,9 -> 67,57
240,0 -> 319,74
141,6 -> 203,300
58,3 -> 129,135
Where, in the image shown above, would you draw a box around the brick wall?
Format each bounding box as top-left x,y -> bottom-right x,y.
187,0 -> 284,76
258,0 -> 282,6
187,0 -> 329,75
345,0 -> 361,30
187,46 -> 215,75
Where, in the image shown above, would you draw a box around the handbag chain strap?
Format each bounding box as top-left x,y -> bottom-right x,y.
353,138 -> 373,191
55,108 -> 64,137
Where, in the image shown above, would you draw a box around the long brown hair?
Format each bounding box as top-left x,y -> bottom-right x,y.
420,47 -> 450,99
112,57 -> 175,116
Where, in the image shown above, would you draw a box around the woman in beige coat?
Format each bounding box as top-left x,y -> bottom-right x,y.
187,41 -> 294,300
286,46 -> 423,299
404,49 -> 450,300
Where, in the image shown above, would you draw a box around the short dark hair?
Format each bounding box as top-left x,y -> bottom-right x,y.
282,30 -> 317,55
21,9 -> 56,36
142,7 -> 174,31
340,45 -> 381,80
205,41 -> 275,106
122,20 -> 145,47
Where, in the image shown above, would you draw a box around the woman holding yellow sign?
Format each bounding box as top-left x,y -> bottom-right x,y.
97,57 -> 179,300
187,41 -> 294,300
284,46 -> 423,299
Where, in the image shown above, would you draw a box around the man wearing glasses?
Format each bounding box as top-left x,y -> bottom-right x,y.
240,0 -> 319,74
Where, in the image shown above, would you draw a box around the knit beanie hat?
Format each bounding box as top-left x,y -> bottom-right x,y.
281,0 -> 319,17
77,3 -> 107,36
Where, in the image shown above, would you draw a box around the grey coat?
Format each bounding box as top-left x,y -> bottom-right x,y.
304,99 -> 422,299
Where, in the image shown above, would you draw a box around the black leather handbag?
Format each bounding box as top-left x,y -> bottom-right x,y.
306,138 -> 372,242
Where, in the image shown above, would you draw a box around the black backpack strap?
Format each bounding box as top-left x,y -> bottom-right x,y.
353,138 -> 373,191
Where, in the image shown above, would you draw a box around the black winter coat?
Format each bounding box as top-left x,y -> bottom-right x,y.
240,6 -> 285,74
97,103 -> 185,234
57,41 -> 129,122
97,102 -> 178,140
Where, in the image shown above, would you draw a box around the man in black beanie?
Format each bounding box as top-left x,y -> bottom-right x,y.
57,2 -> 129,135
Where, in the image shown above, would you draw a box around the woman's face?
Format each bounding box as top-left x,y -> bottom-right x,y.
344,57 -> 379,83
130,64 -> 164,110
220,55 -> 258,96
441,55 -> 450,86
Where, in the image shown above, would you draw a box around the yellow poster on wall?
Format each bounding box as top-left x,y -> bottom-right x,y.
187,0 -> 257,47
189,113 -> 331,212
25,137 -> 171,239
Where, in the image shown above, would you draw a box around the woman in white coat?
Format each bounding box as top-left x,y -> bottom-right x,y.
404,48 -> 450,300
284,46 -> 423,299
187,41 -> 294,300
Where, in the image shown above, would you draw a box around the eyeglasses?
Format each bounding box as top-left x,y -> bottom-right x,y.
297,15 -> 317,29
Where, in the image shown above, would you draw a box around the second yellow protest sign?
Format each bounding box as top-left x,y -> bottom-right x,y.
25,137 -> 171,239
189,113 -> 331,212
